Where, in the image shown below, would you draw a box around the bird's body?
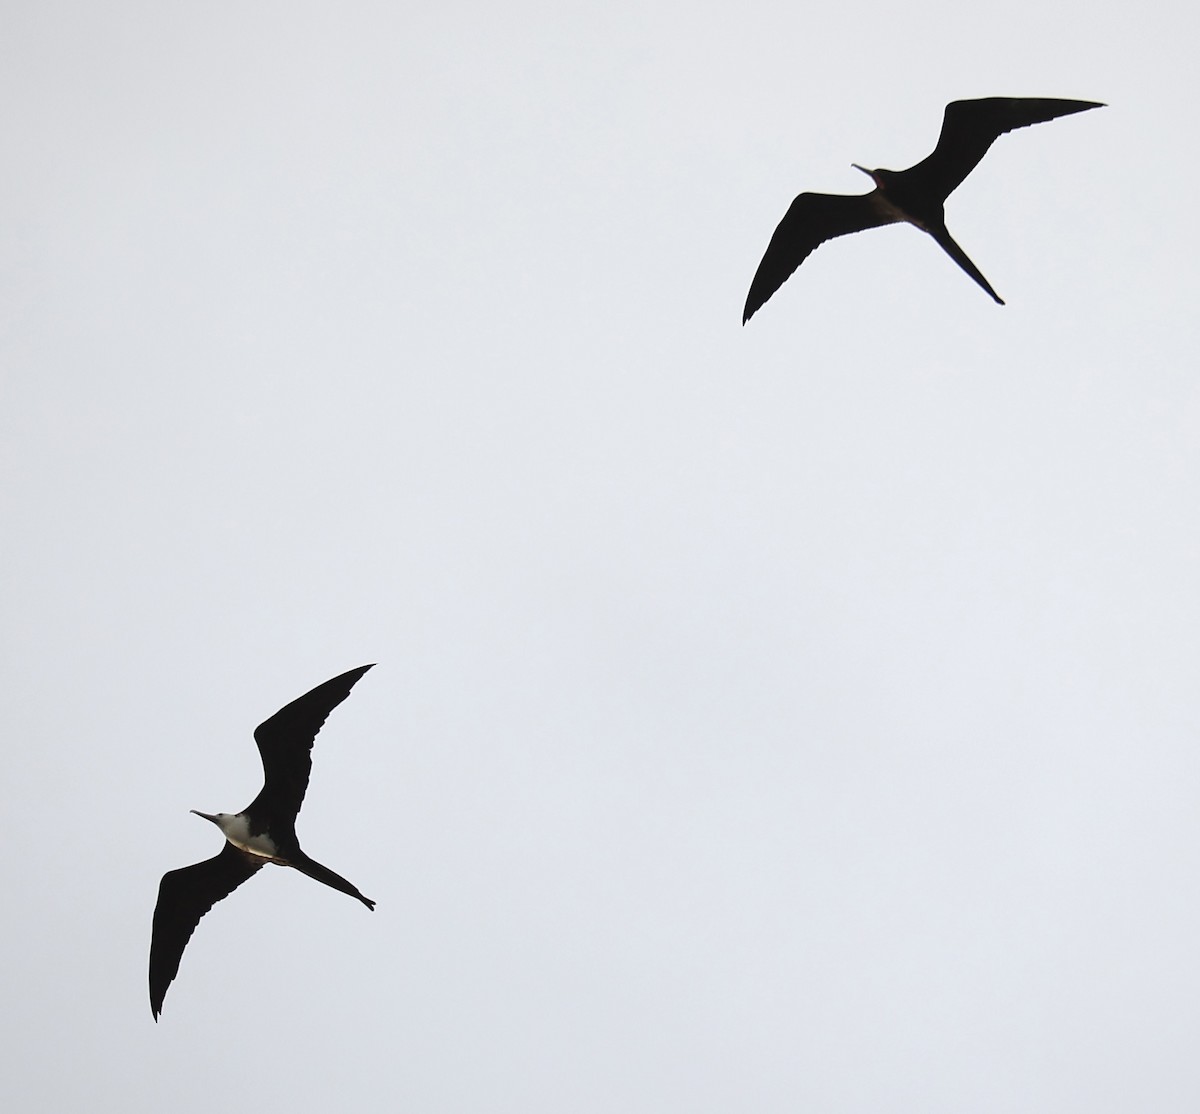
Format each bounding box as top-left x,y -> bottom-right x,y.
149,664 -> 376,1020
743,97 -> 1104,322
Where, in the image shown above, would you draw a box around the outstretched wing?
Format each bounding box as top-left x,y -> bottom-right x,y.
743,191 -> 899,323
249,664 -> 375,823
149,844 -> 264,1019
905,97 -> 1104,202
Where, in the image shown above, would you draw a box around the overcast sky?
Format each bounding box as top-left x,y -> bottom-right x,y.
3,2 -> 1198,1111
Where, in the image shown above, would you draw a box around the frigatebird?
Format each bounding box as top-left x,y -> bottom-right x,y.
743,97 -> 1103,322
149,664 -> 376,1019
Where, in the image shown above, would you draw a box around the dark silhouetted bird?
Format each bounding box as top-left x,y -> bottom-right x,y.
149,664 -> 376,1020
743,97 -> 1103,322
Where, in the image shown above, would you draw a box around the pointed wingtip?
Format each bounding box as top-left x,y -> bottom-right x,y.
337,663 -> 376,686
743,283 -> 762,325
1062,98 -> 1106,116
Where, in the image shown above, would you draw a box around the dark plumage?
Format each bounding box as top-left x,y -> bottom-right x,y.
149,664 -> 376,1020
743,97 -> 1104,322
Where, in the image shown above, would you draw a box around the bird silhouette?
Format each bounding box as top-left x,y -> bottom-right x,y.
743,97 -> 1104,322
149,664 -> 376,1020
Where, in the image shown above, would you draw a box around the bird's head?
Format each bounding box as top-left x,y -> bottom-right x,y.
190,810 -> 228,827
851,164 -> 890,189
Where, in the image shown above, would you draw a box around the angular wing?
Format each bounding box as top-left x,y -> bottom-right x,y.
149,843 -> 264,1019
905,97 -> 1104,202
743,191 -> 899,323
249,664 -> 374,824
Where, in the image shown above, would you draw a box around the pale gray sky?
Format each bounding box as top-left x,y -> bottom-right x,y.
3,2 -> 1198,1111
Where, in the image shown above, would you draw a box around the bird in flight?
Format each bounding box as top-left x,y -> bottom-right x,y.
149,664 -> 377,1020
743,97 -> 1104,323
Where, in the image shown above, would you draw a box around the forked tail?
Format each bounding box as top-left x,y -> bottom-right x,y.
929,223 -> 1005,305
290,851 -> 376,910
